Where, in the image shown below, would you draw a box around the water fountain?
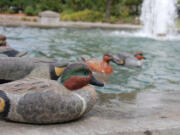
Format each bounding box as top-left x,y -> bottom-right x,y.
112,0 -> 179,39
140,0 -> 178,37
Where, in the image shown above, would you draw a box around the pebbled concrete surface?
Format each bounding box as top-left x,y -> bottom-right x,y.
1,90 -> 180,135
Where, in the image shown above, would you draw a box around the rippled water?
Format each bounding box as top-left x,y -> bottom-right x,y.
0,27 -> 180,96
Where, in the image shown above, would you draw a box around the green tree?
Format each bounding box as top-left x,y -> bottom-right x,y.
106,0 -> 112,21
0,0 -> 12,12
0,0 -> 144,20
123,0 -> 142,15
123,0 -> 142,5
12,0 -> 26,12
38,0 -> 63,12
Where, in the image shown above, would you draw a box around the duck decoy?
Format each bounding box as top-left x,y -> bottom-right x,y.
0,34 -> 7,47
116,51 -> 146,67
0,63 -> 104,124
0,46 -> 27,57
0,57 -> 69,84
0,34 -> 27,57
81,54 -> 119,74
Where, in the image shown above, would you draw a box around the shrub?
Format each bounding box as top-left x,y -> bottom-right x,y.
123,0 -> 142,5
5,8 -> 15,14
32,18 -> 37,22
123,16 -> 135,24
24,6 -> 35,16
116,16 -> 138,24
61,10 -> 104,22
21,17 -> 38,22
34,8 -> 41,15
110,16 -> 118,24
119,5 -> 130,18
21,17 -> 31,21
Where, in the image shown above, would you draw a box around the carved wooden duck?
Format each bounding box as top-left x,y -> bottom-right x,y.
0,63 -> 103,124
0,57 -> 69,83
116,51 -> 146,67
0,34 -> 27,57
82,54 -> 119,74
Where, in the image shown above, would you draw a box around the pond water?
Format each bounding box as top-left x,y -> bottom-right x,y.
0,27 -> 179,99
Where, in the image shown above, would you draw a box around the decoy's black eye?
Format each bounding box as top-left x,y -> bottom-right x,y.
84,70 -> 89,75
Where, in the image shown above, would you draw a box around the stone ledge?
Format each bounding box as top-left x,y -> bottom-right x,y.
1,90 -> 180,135
0,21 -> 141,30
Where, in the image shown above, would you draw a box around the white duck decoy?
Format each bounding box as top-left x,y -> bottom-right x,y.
116,51 -> 146,67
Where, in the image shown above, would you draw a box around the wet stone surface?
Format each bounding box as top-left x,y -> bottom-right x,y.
1,90 -> 180,135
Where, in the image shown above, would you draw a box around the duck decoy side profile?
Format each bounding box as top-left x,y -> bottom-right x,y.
82,54 -> 120,74
116,51 -> 146,67
0,34 -> 27,57
0,63 -> 104,124
0,57 -> 69,83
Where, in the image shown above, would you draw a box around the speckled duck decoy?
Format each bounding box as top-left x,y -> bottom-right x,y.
0,57 -> 69,83
0,63 -> 104,124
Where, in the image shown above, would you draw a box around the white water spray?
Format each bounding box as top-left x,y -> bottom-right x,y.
140,0 -> 178,37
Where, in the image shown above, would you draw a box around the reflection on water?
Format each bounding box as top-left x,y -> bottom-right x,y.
0,27 -> 180,106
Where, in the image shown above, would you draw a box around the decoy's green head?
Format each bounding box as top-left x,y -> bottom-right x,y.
59,63 -> 104,90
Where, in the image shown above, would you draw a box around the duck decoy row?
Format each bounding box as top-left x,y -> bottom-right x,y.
0,58 -> 104,124
0,34 -> 146,124
80,51 -> 146,75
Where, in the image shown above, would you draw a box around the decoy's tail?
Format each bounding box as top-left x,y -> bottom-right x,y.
77,57 -> 87,62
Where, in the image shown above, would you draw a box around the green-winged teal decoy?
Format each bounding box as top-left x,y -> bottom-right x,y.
0,62 -> 104,124
116,51 -> 146,67
80,54 -> 120,74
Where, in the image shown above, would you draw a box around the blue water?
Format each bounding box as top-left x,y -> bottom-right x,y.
0,27 -> 180,95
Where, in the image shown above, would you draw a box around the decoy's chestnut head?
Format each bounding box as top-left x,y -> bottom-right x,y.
103,53 -> 120,65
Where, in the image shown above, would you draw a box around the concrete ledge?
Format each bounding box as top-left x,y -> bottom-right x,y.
0,21 -> 141,30
1,90 -> 180,135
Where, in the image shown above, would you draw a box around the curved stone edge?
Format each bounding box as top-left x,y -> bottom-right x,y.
1,115 -> 180,135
